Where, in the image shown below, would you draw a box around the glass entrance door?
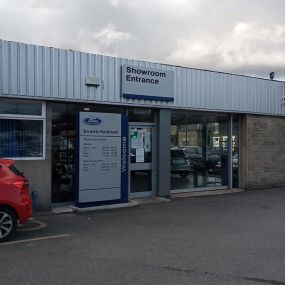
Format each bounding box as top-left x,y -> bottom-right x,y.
129,125 -> 155,198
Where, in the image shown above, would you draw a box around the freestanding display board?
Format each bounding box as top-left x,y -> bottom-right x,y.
76,112 -> 128,207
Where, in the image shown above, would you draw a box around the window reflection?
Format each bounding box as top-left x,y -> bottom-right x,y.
0,119 -> 43,158
51,102 -> 125,203
171,113 -> 229,190
130,170 -> 152,193
128,108 -> 155,123
0,99 -> 42,116
232,116 -> 239,188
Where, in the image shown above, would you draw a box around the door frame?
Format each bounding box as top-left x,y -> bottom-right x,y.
128,123 -> 156,198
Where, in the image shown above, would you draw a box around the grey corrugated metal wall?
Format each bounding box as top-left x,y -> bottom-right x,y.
0,39 -> 285,115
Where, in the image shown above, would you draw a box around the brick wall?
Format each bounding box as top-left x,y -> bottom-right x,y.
245,115 -> 285,189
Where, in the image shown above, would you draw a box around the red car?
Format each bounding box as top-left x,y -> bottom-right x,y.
0,159 -> 32,242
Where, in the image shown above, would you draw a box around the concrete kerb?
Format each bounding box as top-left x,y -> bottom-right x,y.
50,200 -> 138,214
171,188 -> 244,198
51,189 -> 244,214
52,197 -> 172,214
71,200 -> 138,213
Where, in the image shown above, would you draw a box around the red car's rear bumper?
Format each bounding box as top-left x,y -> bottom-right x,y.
16,195 -> 33,224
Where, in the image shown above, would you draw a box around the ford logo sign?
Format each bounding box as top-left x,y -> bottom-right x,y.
83,117 -> 102,125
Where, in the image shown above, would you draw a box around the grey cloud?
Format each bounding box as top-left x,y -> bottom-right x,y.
0,0 -> 284,80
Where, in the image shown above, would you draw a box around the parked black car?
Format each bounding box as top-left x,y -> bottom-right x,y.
182,146 -> 206,171
171,148 -> 192,177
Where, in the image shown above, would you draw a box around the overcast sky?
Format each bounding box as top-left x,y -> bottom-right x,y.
0,0 -> 284,80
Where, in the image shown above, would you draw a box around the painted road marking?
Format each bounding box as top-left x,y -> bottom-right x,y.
0,234 -> 70,246
17,220 -> 47,232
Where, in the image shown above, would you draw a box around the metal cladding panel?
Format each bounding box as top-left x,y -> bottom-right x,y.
0,39 -> 285,116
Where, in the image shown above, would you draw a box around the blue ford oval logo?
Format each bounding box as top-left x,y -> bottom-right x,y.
83,117 -> 102,125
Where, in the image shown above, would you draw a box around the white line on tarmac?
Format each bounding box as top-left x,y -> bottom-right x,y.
17,220 -> 47,232
0,234 -> 70,246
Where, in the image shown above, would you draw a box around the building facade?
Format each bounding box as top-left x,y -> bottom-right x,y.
0,39 -> 285,210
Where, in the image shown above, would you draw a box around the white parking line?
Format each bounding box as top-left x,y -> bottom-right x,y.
17,220 -> 47,232
0,234 -> 70,246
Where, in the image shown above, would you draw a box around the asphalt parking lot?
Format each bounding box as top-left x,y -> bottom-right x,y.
1,188 -> 285,285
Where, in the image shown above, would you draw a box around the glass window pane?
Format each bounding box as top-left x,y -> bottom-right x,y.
52,104 -> 75,203
0,119 -> 43,157
130,170 -> 152,193
232,116 -> 240,188
171,112 -> 229,190
171,112 -> 186,146
128,108 -> 155,122
51,102 -> 125,203
0,100 -> 42,116
206,116 -> 228,187
130,127 -> 152,163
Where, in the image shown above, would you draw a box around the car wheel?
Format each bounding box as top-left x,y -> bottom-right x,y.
180,171 -> 189,177
0,206 -> 17,243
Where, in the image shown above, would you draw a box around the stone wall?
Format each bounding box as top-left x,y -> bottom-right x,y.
244,114 -> 285,189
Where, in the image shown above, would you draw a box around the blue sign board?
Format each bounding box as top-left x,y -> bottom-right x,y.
76,112 -> 128,207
